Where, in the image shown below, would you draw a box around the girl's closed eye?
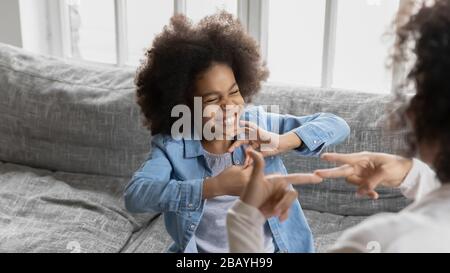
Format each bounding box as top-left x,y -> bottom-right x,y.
204,96 -> 219,104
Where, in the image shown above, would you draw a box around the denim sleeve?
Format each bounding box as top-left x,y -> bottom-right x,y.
124,144 -> 204,214
266,111 -> 350,156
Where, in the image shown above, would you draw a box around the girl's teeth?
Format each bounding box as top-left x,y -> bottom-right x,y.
214,115 -> 236,125
224,117 -> 234,125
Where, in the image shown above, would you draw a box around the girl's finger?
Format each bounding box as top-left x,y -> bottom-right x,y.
228,140 -> 249,153
240,120 -> 259,130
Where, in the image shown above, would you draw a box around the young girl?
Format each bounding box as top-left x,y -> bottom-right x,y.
124,11 -> 350,253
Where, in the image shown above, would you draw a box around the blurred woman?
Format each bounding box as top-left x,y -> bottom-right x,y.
227,0 -> 450,253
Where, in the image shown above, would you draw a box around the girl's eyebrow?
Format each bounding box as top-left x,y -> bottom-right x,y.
227,82 -> 238,91
201,82 -> 237,97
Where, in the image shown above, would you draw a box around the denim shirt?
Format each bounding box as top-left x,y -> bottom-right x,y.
124,106 -> 350,253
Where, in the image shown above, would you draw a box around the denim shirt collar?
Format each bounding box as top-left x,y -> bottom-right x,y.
182,138 -> 204,158
182,138 -> 247,166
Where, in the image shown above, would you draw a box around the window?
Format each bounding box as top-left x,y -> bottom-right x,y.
20,0 -> 407,94
126,0 -> 173,65
267,0 -> 326,86
186,0 -> 237,23
68,0 -> 116,64
332,0 -> 400,93
267,0 -> 401,93
59,0 -> 237,66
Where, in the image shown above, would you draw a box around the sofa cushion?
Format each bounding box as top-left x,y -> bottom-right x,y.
121,215 -> 173,253
254,84 -> 412,216
119,210 -> 367,253
304,210 -> 366,253
0,161 -> 153,252
0,43 -> 149,177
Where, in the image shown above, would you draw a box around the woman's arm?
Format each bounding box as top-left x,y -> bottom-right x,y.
398,158 -> 441,201
227,200 -> 266,253
315,154 -> 442,253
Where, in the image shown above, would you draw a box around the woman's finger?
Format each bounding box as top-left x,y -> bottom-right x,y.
314,164 -> 355,178
360,171 -> 385,193
246,148 -> 265,184
321,152 -> 370,165
274,190 -> 298,219
367,190 -> 380,200
346,175 -> 363,185
243,153 -> 254,167
279,209 -> 290,222
265,173 -> 283,180
272,179 -> 289,198
282,173 -> 323,185
357,187 -> 380,200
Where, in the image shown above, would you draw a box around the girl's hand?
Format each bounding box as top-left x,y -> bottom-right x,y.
228,121 -> 303,157
203,164 -> 254,198
314,152 -> 413,199
241,148 -> 323,221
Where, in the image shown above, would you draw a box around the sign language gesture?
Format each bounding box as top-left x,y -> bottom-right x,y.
228,121 -> 303,158
240,148 -> 323,221
314,152 -> 413,199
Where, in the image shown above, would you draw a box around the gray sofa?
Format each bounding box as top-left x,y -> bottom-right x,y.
0,43 -> 410,253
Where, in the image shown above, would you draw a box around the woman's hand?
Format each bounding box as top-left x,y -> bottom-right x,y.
228,121 -> 303,157
241,148 -> 323,221
314,152 -> 413,199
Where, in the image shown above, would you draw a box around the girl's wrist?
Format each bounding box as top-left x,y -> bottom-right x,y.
203,176 -> 222,199
280,132 -> 303,152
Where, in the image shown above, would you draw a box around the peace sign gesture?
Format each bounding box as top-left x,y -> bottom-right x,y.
314,152 -> 413,199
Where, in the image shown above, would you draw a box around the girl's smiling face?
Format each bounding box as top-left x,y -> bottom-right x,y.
194,63 -> 245,140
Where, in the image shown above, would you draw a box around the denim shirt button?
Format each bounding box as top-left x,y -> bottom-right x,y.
313,140 -> 319,144
188,203 -> 193,209
235,160 -> 240,165
189,224 -> 195,230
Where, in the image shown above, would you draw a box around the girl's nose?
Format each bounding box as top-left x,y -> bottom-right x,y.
221,97 -> 236,108
220,102 -> 228,110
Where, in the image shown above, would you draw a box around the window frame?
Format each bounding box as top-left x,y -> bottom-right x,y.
41,0 -> 409,93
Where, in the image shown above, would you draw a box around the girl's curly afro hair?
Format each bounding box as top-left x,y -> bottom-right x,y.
135,11 -> 269,136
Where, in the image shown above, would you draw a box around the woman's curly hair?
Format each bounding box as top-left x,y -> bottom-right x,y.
135,11 -> 269,136
393,0 -> 450,182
